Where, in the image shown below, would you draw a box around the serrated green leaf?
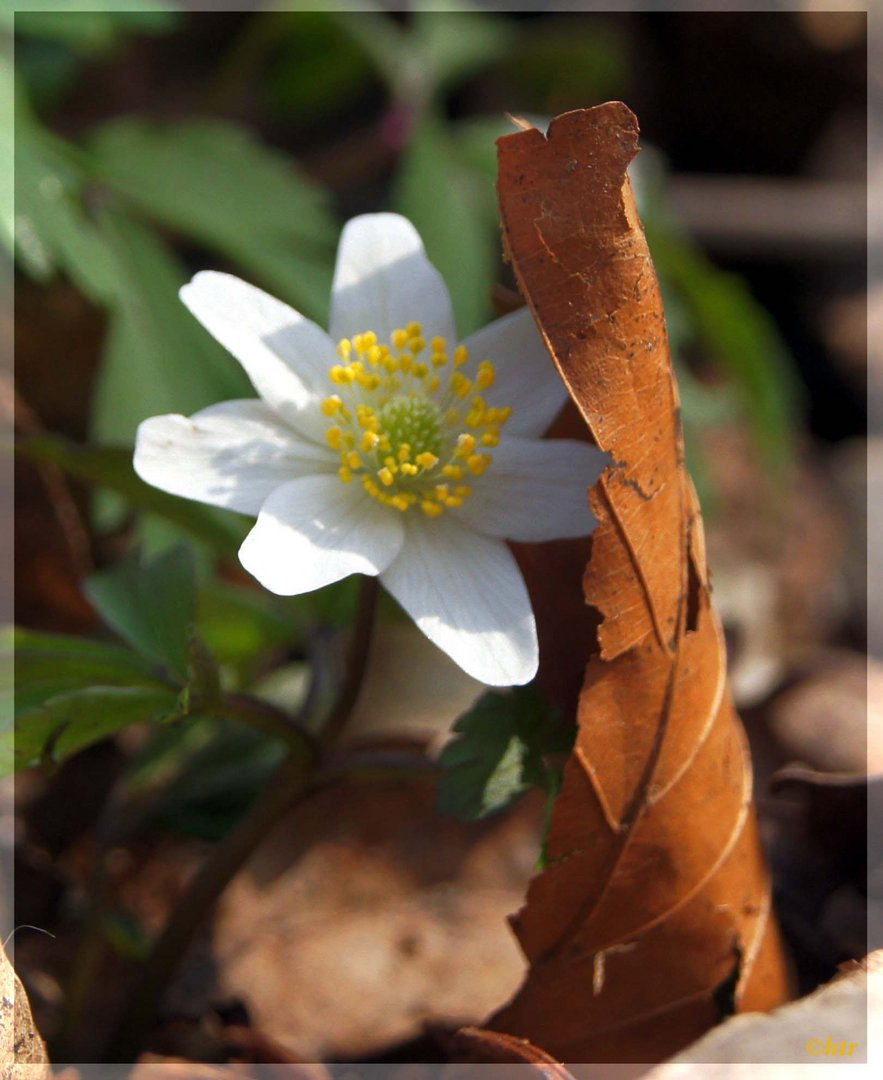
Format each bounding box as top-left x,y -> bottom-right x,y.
437,685 -> 572,822
395,115 -> 496,336
2,626 -> 160,718
84,547 -> 196,678
11,684 -> 178,774
17,436 -> 246,558
89,118 -> 336,321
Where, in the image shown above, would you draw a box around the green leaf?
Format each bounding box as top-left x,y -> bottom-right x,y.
17,436 -> 247,558
2,626 -> 160,718
92,210 -> 250,446
197,580 -> 304,677
14,119 -> 120,301
11,684 -> 178,774
395,115 -> 496,336
84,547 -> 196,678
89,118 -> 336,321
437,685 -> 573,822
14,2 -> 179,56
411,7 -> 513,101
126,717 -> 285,840
644,218 -> 799,472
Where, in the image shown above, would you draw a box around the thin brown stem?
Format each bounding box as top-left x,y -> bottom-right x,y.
101,575 -> 380,1062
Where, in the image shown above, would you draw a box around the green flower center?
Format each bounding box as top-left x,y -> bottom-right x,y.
321,322 -> 513,517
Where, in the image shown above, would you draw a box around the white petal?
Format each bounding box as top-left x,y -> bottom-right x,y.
134,400 -> 335,516
180,272 -> 336,443
452,435 -> 607,542
460,307 -> 568,437
239,475 -> 404,596
329,213 -> 457,346
380,514 -> 537,687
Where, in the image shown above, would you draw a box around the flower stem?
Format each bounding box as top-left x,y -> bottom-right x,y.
101,576 -> 379,1062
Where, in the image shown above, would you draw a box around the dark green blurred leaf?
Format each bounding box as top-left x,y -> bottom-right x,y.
13,2 -> 179,56
3,626 -> 161,719
647,219 -> 798,470
11,684 -> 178,774
438,685 -> 572,822
84,547 -> 196,678
18,436 -> 247,557
14,121 -> 119,300
395,115 -> 496,336
135,718 -> 284,840
197,580 -> 304,676
411,7 -> 513,101
336,6 -> 511,107
93,211 -> 250,445
265,11 -> 377,125
89,118 -> 336,321
500,19 -> 629,113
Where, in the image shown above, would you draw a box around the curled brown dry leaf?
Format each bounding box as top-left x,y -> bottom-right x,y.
488,102 -> 791,1063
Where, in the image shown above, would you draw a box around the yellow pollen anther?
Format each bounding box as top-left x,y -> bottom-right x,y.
325,324 -> 508,516
476,361 -> 496,390
451,372 -> 472,399
467,453 -> 492,476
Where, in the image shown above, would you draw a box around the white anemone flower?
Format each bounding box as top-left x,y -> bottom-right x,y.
134,213 -> 606,686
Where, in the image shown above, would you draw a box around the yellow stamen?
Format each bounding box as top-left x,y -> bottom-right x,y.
467,453 -> 492,476
476,361 -> 496,390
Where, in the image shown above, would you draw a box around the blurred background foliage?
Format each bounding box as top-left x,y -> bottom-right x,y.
5,7 -> 869,1058
7,0 -> 867,780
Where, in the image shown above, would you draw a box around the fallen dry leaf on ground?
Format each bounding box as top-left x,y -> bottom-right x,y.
210,780 -> 544,1061
489,103 -> 790,1063
1,940 -> 50,1079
